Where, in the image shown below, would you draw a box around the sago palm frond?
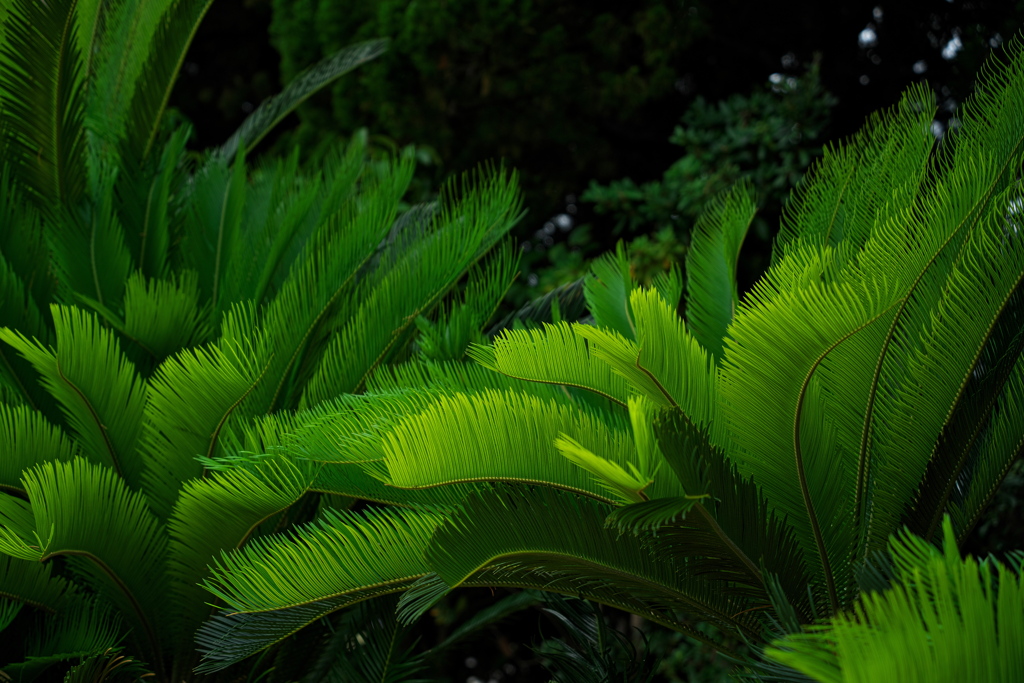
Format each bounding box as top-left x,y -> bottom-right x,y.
765,517 -> 1024,683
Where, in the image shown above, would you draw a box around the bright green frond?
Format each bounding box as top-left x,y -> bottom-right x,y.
195,506 -> 439,672
15,459 -> 168,664
140,309 -> 270,517
766,518 -> 1024,683
583,242 -> 636,340
897,185 -> 1024,543
684,180 -> 757,360
0,403 -> 78,494
469,321 -> 632,406
382,389 -> 635,502
0,305 -> 147,489
216,39 -> 388,162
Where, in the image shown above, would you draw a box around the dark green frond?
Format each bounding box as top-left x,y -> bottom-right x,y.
165,457 -> 315,652
196,506 -> 439,672
684,180 -> 756,361
121,0 -> 215,161
216,39 -> 388,162
425,486 -> 763,643
0,0 -> 88,206
0,403 -> 78,494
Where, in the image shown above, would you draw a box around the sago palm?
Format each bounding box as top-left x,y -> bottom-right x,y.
0,0 -> 525,680
193,38 -> 1024,679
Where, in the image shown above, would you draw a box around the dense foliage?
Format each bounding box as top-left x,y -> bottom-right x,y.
193,40 -> 1024,681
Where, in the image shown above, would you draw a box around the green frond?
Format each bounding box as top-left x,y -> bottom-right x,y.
0,305 -> 147,489
415,240 -> 520,362
0,223 -> 56,413
118,270 -> 211,364
573,288 -> 718,428
486,277 -> 589,334
861,39 -> 1024,552
469,321 -> 632,406
195,506 -> 439,672
298,595 -> 432,683
216,39 -> 388,162
424,486 -> 763,644
140,306 -> 270,517
774,83 -> 935,269
301,166 -> 522,405
605,496 -> 705,534
0,403 -> 78,494
121,0 -> 215,161
48,145 -> 133,308
366,357 -> 563,400
684,180 -> 757,360
765,517 -> 1024,683
898,184 -> 1024,542
3,601 -> 125,680
12,459 -> 168,665
0,0 -> 88,206
165,457 -> 315,652
245,155 -> 415,412
653,410 -> 814,620
947,351 -> 1024,543
583,242 -> 636,340
0,554 -> 79,614
86,0 -> 173,146
381,389 -> 636,503
179,147 -> 248,315
114,124 -> 191,279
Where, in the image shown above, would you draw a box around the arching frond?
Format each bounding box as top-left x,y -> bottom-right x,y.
215,39 -> 388,162
381,389 -> 635,502
0,403 -> 78,494
118,270 -> 211,365
195,506 -> 439,672
301,166 -> 522,405
165,457 -> 315,652
469,321 -> 632,406
765,518 -> 1024,683
424,486 -> 764,644
0,0 -> 87,206
140,306 -> 269,517
684,180 -> 756,361
0,306 -> 147,489
121,0 -> 216,161
10,459 -> 168,665
583,243 -> 635,340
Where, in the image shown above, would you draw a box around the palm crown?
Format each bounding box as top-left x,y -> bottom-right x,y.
193,38 -> 1024,678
